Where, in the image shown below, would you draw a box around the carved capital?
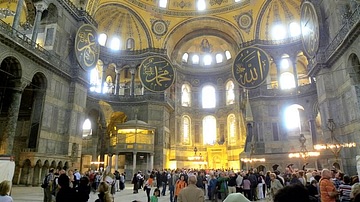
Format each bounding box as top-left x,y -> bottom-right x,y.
34,1 -> 49,12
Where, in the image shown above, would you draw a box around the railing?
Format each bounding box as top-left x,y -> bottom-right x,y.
248,83 -> 317,98
324,4 -> 360,61
59,0 -> 97,26
100,46 -> 167,57
0,19 -> 72,75
240,36 -> 301,48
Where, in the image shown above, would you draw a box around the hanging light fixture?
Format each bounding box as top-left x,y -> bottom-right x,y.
0,0 -> 15,19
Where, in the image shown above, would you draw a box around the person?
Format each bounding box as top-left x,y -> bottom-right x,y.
319,169 -> 339,202
223,193 -> 250,202
0,180 -> 13,202
114,170 -> 120,192
174,175 -> 187,202
307,180 -> 319,201
145,174 -> 154,202
132,173 -> 139,194
74,169 -> 81,188
56,174 -> 77,202
270,173 -> 283,200
339,175 -> 352,202
42,168 -> 54,202
95,182 -> 112,202
150,188 -> 160,202
75,176 -> 91,202
242,175 -> 251,200
177,175 -> 205,202
274,183 -> 315,202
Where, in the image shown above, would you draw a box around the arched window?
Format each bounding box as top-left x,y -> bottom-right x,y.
197,0 -> 206,10
192,55 -> 200,64
203,116 -> 216,145
159,0 -> 167,8
203,54 -> 212,65
104,76 -> 114,94
284,104 -> 304,132
182,116 -> 191,144
225,50 -> 232,60
227,114 -> 236,145
90,60 -> 103,93
202,85 -> 216,108
182,53 -> 189,63
272,24 -> 287,40
226,81 -> 235,105
216,53 -> 223,63
110,37 -> 120,50
181,84 -> 191,107
289,22 -> 301,37
82,119 -> 92,137
126,38 -> 135,50
280,72 -> 296,89
98,33 -> 107,46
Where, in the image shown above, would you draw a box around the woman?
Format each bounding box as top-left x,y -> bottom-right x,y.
150,188 -> 160,202
0,180 -> 13,202
95,182 -> 112,202
174,175 -> 187,202
145,174 -> 154,202
270,173 -> 283,200
257,173 -> 265,199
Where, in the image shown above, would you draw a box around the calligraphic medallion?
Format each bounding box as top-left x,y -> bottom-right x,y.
139,56 -> 175,92
232,47 -> 270,89
75,24 -> 100,71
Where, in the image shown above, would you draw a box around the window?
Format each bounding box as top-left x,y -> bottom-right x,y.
110,37 -> 120,50
280,72 -> 295,89
203,116 -> 216,145
227,114 -> 236,145
98,33 -> 107,46
202,85 -> 216,108
216,53 -> 223,63
203,54 -> 212,65
289,22 -> 300,37
272,24 -> 286,40
226,81 -> 235,105
182,53 -> 189,63
126,38 -> 135,50
182,116 -> 191,144
281,58 -> 290,69
159,0 -> 167,8
284,104 -> 304,131
225,51 -> 232,60
181,84 -> 191,107
192,54 -> 200,64
82,119 -> 92,137
197,0 -> 206,11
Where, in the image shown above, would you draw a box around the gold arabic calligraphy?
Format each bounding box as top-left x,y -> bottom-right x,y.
76,28 -> 99,67
141,57 -> 174,91
235,49 -> 268,87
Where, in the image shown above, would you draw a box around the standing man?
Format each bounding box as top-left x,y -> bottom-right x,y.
42,168 -> 54,202
320,169 -> 339,202
178,175 -> 205,202
74,169 -> 81,188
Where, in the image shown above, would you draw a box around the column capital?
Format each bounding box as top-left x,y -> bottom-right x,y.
10,78 -> 30,92
34,1 -> 49,12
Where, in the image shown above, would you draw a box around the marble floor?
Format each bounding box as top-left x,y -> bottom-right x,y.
11,183 -> 268,202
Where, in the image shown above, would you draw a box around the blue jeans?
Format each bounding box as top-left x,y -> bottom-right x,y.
162,182 -> 167,196
169,185 -> 174,202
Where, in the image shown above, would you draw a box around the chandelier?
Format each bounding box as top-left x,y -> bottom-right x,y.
0,1 -> 15,19
288,134 -> 320,159
313,119 -> 357,160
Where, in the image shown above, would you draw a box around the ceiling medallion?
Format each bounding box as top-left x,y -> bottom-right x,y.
236,12 -> 253,32
151,19 -> 169,39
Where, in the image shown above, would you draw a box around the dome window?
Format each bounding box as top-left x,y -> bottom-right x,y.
182,53 -> 189,63
126,38 -> 135,50
216,53 -> 223,63
197,0 -> 206,11
159,0 -> 167,8
203,54 -> 212,65
98,33 -> 107,46
110,37 -> 120,50
225,50 -> 231,60
272,24 -> 287,40
192,54 -> 200,64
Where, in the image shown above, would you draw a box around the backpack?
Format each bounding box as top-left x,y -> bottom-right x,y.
41,174 -> 50,188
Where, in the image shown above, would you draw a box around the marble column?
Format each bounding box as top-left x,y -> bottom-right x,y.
309,119 -> 317,145
290,56 -> 299,89
27,166 -> 34,186
130,68 -> 135,96
108,154 -> 113,171
17,167 -> 22,185
12,0 -> 24,30
114,154 -> 119,171
132,152 -> 137,175
274,59 -> 282,89
101,63 -> 108,93
31,2 -> 48,45
114,68 -> 121,95
150,153 -> 154,171
0,80 -> 28,155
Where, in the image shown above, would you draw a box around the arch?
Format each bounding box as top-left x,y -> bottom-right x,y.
181,115 -> 191,145
20,159 -> 31,185
202,84 -> 216,108
181,83 -> 191,107
33,160 -> 42,186
348,53 -> 360,84
0,56 -> 22,79
64,162 -> 70,170
226,80 -> 235,105
283,104 -> 305,134
257,165 -> 266,172
227,114 -> 237,145
41,3 -> 58,24
202,115 -> 217,145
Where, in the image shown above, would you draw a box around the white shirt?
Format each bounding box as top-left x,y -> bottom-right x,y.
0,195 -> 13,202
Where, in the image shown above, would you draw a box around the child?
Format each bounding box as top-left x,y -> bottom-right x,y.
150,188 -> 160,202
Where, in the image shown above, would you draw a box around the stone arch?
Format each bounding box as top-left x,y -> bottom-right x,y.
257,165 -> 266,172
20,159 -> 31,185
57,161 -> 63,170
64,161 -> 70,171
33,159 -> 42,186
348,53 -> 360,84
50,160 -> 57,169
41,3 -> 58,24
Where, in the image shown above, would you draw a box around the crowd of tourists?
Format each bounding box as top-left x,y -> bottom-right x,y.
24,164 -> 360,202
